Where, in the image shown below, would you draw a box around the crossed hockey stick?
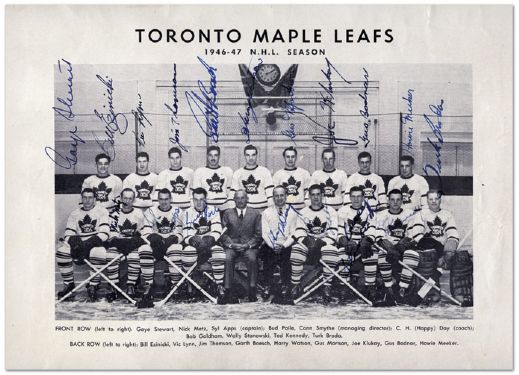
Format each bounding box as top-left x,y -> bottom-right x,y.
155,262 -> 198,307
84,259 -> 137,305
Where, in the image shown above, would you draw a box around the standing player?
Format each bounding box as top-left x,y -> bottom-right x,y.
193,146 -> 234,212
56,188 -> 110,302
309,148 -> 348,211
157,147 -> 194,209
122,152 -> 158,211
231,145 -> 274,211
290,184 -> 339,304
273,147 -> 311,210
344,151 -> 387,211
388,155 -> 429,211
81,153 -> 123,212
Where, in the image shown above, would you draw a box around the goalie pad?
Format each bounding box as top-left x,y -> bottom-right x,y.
409,248 -> 439,305
450,250 -> 473,307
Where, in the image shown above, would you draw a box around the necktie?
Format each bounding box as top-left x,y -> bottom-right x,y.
278,207 -> 283,216
239,210 -> 244,220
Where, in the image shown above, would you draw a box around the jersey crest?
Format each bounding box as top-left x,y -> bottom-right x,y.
347,214 -> 367,236
194,217 -> 210,235
400,184 -> 415,204
427,216 -> 447,237
322,177 -> 339,197
306,216 -> 328,235
79,214 -> 97,233
93,181 -> 112,202
206,173 -> 225,193
241,175 -> 261,195
388,218 -> 407,239
119,218 -> 138,237
282,176 -> 301,196
360,179 -> 375,199
170,175 -> 189,194
157,217 -> 174,234
135,180 -> 153,200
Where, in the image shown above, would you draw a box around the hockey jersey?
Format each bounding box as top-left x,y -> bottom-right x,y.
294,205 -> 338,246
123,172 -> 158,210
143,205 -> 183,240
374,208 -> 424,244
64,206 -> 110,242
261,204 -> 300,248
182,205 -> 222,244
417,208 -> 459,245
192,166 -> 234,210
273,167 -> 311,210
310,169 -> 348,211
387,174 -> 429,211
337,205 -> 377,243
231,165 -> 274,210
156,167 -> 194,209
81,174 -> 123,211
109,208 -> 146,238
344,172 -> 387,211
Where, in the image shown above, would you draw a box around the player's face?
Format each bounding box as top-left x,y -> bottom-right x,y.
193,193 -> 207,212
168,152 -> 182,169
234,191 -> 248,209
207,150 -> 220,168
244,150 -> 257,167
82,192 -> 96,210
121,191 -> 135,210
358,157 -> 371,174
400,160 -> 413,178
350,191 -> 364,209
309,189 -> 323,207
136,157 -> 149,174
284,151 -> 297,169
322,152 -> 335,171
96,158 -> 110,176
427,193 -> 442,212
273,188 -> 287,208
388,193 -> 403,213
158,193 -> 172,210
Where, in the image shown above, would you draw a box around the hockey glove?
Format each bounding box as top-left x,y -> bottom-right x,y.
359,236 -> 374,259
200,236 -> 216,249
417,236 -> 443,253
188,235 -> 203,248
337,235 -> 350,249
345,241 -> 358,256
164,235 -> 179,248
148,234 -> 166,260
83,235 -> 103,252
68,235 -> 85,259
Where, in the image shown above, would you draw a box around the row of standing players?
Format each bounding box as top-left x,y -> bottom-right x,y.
56,145 -> 460,307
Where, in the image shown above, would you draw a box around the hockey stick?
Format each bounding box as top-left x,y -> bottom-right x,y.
83,259 -> 137,305
373,243 -> 462,306
163,257 -> 217,304
55,253 -> 124,304
156,262 -> 198,307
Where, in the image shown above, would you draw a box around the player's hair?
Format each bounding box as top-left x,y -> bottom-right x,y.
400,155 -> 415,165
308,184 -> 324,194
321,148 -> 336,158
192,187 -> 208,198
136,152 -> 149,161
168,147 -> 182,157
244,144 -> 258,154
81,188 -> 95,196
427,189 -> 444,199
95,153 -> 111,163
157,188 -> 172,198
121,188 -> 135,198
272,185 -> 287,194
387,189 -> 403,199
283,146 -> 297,157
349,186 -> 364,195
357,151 -> 371,161
207,145 -> 220,155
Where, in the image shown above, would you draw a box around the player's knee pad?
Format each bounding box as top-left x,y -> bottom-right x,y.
402,249 -> 420,266
138,244 -> 152,257
210,245 -> 225,260
57,242 -> 71,256
89,246 -> 107,261
126,251 -> 140,262
320,245 -> 338,265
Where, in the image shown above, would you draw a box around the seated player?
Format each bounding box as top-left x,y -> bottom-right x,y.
140,189 -> 183,307
81,153 -> 123,212
336,186 -> 378,303
290,184 -> 339,305
105,188 -> 148,302
122,152 -> 158,212
56,188 -> 110,302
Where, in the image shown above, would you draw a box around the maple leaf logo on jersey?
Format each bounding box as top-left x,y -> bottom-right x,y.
79,214 -> 97,233
194,217 -> 210,235
170,176 -> 188,194
206,173 -> 224,193
157,217 -> 174,234
306,216 -> 328,235
400,184 -> 415,204
388,218 -> 407,239
135,180 -> 153,200
427,216 -> 447,237
94,181 -> 112,202
282,176 -> 301,196
347,215 -> 367,236
321,177 -> 339,198
360,179 -> 376,199
119,218 -> 138,237
241,175 -> 261,195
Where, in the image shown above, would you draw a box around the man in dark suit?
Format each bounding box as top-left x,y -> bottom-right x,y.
220,189 -> 262,303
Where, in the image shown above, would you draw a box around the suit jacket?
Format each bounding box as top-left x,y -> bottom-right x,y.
220,207 -> 262,249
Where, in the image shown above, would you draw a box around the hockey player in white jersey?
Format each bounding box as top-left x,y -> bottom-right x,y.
122,152 -> 158,211
81,153 -> 123,212
273,146 -> 311,210
156,147 -> 194,209
193,145 -> 234,211
344,151 -> 387,211
388,155 -> 429,212
231,145 -> 274,211
310,148 -> 348,211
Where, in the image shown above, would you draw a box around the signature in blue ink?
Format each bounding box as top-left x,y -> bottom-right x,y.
184,206 -> 220,227
165,63 -> 188,152
185,57 -> 219,143
132,93 -> 153,147
359,67 -> 370,147
238,58 -> 263,144
422,100 -> 444,178
280,83 -> 303,145
92,74 -> 129,160
53,59 -> 74,121
404,127 -> 414,153
402,89 -> 414,124
268,204 -> 302,247
45,126 -> 85,169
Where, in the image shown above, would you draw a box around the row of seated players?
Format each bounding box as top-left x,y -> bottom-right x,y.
57,182 -> 459,306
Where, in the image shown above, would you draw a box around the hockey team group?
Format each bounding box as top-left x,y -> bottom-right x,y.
56,145 -> 473,309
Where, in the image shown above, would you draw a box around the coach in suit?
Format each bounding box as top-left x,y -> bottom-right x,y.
220,189 -> 262,303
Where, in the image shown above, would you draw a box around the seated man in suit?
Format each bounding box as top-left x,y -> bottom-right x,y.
220,189 -> 262,303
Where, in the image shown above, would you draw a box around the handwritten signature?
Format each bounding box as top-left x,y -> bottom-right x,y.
359,67 -> 370,147
268,204 -> 302,247
44,127 -> 85,169
165,63 -> 188,152
132,93 -> 153,147
422,100 -> 444,178
186,57 -> 219,143
53,59 -> 74,121
280,83 -> 302,145
238,58 -> 263,143
402,88 -> 415,152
